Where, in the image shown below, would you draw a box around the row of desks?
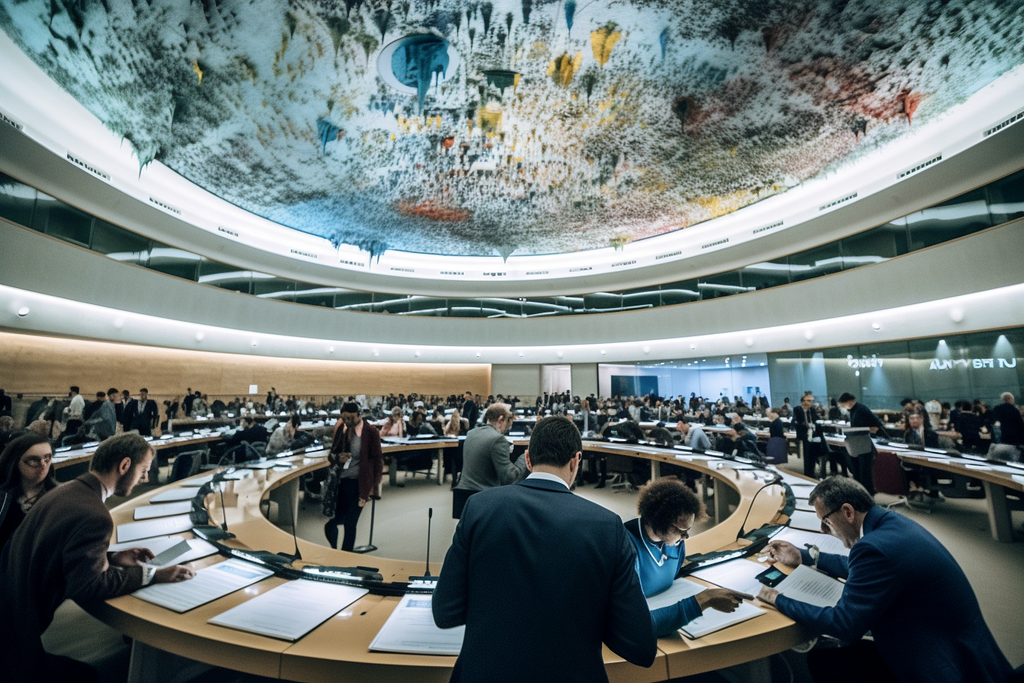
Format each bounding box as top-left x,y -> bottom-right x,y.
94,441 -> 813,683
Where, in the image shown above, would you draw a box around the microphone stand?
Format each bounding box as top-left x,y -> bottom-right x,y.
353,498 -> 378,554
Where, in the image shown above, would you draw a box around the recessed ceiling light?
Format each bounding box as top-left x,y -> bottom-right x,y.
195,331 -> 205,341
871,322 -> 881,330
17,307 -> 29,317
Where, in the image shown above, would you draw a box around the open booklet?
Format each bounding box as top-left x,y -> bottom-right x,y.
679,601 -> 765,639
369,593 -> 465,656
208,579 -> 368,641
132,558 -> 274,613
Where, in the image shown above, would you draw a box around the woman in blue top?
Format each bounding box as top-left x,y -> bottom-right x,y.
626,478 -> 752,636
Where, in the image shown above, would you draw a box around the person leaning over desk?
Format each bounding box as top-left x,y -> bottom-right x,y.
626,478 -> 751,636
433,416 -> 656,683
756,476 -> 1013,683
0,432 -> 195,683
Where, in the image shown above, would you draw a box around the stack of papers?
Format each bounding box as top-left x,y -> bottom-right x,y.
133,559 -> 274,613
150,488 -> 199,503
775,565 -> 844,608
369,594 -> 464,655
209,579 -> 368,641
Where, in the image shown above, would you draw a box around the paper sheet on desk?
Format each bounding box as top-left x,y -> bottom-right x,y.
689,559 -> 765,597
776,565 -> 844,609
108,536 -> 218,567
180,474 -> 216,487
132,558 -> 274,613
150,488 -> 200,503
134,501 -> 193,520
770,527 -> 849,557
788,510 -> 824,532
209,579 -> 368,641
680,601 -> 765,639
370,593 -> 465,655
645,578 -> 706,611
117,514 -> 194,543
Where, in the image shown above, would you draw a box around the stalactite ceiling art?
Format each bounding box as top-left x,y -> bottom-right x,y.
2,0 -> 1021,257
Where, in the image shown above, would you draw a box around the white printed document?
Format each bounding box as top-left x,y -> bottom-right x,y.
209,579 -> 368,641
679,601 -> 765,639
132,558 -> 274,613
150,488 -> 200,503
180,473 -> 217,487
117,514 -> 194,543
369,593 -> 464,655
646,578 -> 707,611
689,559 -> 765,597
775,564 -> 845,609
770,527 -> 849,557
108,536 -> 218,568
134,501 -> 193,520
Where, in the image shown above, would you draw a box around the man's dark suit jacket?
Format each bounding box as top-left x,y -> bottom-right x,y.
122,398 -> 159,435
433,477 -> 656,683
0,473 -> 145,681
991,401 -> 1024,446
775,506 -> 1011,683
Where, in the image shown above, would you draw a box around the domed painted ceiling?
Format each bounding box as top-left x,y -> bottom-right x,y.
1,0 -> 1021,257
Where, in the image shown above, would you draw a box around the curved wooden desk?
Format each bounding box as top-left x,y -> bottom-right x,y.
95,442 -> 810,682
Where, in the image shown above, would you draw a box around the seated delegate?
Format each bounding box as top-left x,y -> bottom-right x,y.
0,433 -> 58,550
626,478 -> 752,636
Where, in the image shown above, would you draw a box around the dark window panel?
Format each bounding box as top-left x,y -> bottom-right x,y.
293,282 -> 339,308
92,219 -> 151,266
907,187 -> 992,250
252,277 -> 296,301
43,201 -> 93,247
659,280 -> 700,306
334,292 -> 374,310
698,271 -> 747,299
0,173 -> 37,228
787,242 -> 843,283
986,168 -> 1024,225
840,221 -> 906,270
146,247 -> 201,281
584,292 -> 623,312
739,260 -> 790,290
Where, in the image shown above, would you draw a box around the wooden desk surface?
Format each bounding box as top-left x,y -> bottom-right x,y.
96,443 -> 809,682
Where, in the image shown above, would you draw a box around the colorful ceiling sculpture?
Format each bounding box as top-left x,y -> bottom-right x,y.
1,0 -> 1021,257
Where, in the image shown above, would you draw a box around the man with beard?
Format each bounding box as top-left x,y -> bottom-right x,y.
0,433 -> 195,682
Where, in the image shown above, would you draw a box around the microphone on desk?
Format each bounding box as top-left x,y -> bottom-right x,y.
424,507 -> 433,578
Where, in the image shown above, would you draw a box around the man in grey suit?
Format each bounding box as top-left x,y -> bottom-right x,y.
456,403 -> 526,490
433,416 -> 656,682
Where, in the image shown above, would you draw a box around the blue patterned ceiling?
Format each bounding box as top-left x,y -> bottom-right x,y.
2,0 -> 1021,257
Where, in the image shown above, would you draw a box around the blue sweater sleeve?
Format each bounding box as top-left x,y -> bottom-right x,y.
650,595 -> 703,637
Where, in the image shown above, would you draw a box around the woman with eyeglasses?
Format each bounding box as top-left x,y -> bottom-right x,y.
0,433 -> 58,550
626,477 -> 752,636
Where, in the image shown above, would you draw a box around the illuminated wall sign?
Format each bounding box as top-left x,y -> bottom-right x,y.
847,354 -> 884,369
929,358 -> 1018,370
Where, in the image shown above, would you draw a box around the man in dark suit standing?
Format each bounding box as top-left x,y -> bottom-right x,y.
794,393 -> 824,478
991,392 -> 1024,451
433,417 -> 656,683
461,391 -> 479,430
122,388 -> 159,436
838,392 -> 887,494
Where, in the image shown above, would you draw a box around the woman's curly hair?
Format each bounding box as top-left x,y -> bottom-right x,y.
637,477 -> 707,537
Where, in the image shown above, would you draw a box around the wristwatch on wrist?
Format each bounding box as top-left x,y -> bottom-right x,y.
807,544 -> 820,568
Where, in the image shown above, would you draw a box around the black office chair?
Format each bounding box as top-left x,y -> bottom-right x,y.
169,448 -> 207,482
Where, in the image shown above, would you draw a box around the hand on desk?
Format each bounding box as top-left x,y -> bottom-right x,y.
757,586 -> 779,606
762,540 -> 802,567
696,589 -> 754,613
109,548 -> 154,567
153,565 -> 196,583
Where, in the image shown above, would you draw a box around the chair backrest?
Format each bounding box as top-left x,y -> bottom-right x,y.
873,451 -> 909,496
765,436 -> 788,464
243,441 -> 267,460
605,454 -> 634,473
169,449 -> 206,482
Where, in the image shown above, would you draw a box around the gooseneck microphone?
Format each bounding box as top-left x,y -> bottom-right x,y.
424,507 -> 433,578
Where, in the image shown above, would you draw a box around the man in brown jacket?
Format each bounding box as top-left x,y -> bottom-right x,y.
0,433 -> 194,682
